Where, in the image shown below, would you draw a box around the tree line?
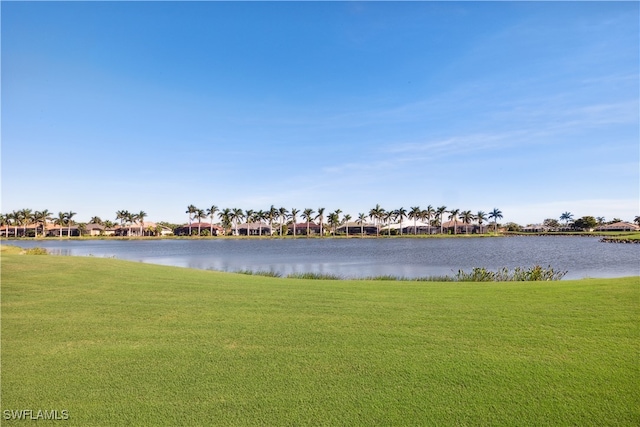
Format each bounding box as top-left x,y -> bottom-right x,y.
4,205 -> 636,238
0,205 -> 504,237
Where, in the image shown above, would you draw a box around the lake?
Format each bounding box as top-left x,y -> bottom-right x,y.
6,236 -> 639,280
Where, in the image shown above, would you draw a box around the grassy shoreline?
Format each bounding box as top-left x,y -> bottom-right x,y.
2,253 -> 638,425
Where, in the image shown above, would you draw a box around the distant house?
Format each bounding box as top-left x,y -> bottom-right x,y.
85,223 -> 107,236
174,222 -> 223,236
522,224 -> 551,233
236,222 -> 272,236
46,226 -> 80,237
594,222 -> 640,232
438,220 -> 487,235
336,221 -> 378,236
288,222 -> 322,236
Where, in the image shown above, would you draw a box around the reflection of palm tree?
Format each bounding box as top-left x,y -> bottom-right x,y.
489,208 -> 503,234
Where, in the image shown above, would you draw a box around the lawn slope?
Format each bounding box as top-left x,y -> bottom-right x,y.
2,254 -> 638,426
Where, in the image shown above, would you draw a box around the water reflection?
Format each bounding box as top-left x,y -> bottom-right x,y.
7,237 -> 639,280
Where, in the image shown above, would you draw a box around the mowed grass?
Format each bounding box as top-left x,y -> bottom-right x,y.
1,254 -> 638,426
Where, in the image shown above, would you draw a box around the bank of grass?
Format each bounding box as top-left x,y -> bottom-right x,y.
1,255 -> 638,426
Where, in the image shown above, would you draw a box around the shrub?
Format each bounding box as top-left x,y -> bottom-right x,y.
455,265 -> 567,282
24,247 -> 48,255
235,269 -> 282,278
286,272 -> 342,280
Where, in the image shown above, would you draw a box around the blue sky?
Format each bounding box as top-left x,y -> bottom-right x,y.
2,1 -> 638,225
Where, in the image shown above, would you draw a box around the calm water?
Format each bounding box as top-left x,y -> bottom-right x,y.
7,236 -> 639,279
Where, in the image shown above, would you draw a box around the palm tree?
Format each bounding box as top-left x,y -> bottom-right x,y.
302,208 -> 314,236
634,216 -> 640,227
596,216 -> 606,226
186,205 -> 197,235
460,210 -> 474,234
476,211 -> 487,234
34,209 -> 52,238
290,208 -> 299,236
436,206 -> 447,234
560,212 -> 573,228
267,205 -> 278,236
230,208 -> 244,236
384,211 -> 394,236
369,204 -> 384,237
395,207 -> 408,236
218,208 -> 232,235
54,212 -> 66,237
6,211 -> 18,237
488,208 -> 503,234
207,205 -> 219,236
66,211 -> 76,237
316,208 -> 325,237
422,205 -> 434,235
357,213 -> 367,237
342,214 -> 352,237
448,208 -> 460,235
19,208 -> 33,237
136,210 -> 147,236
278,207 -> 288,237
328,211 -> 340,235
244,209 -> 254,236
193,208 -> 205,235
255,210 -> 266,236
90,216 -> 103,225
116,210 -> 128,235
409,206 -> 421,235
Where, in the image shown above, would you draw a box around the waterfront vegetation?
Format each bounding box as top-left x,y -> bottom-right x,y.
237,265 -> 568,282
2,251 -> 638,425
2,205 -> 638,238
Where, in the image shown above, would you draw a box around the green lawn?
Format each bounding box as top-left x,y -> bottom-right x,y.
2,253 -> 638,426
